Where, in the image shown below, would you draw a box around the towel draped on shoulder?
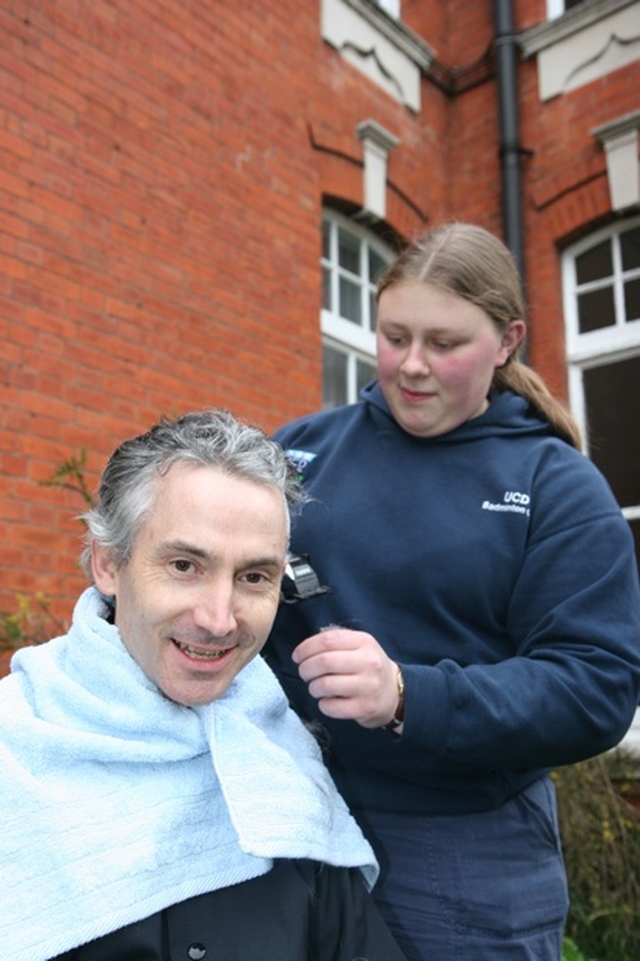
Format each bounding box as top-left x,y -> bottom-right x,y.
0,587 -> 377,961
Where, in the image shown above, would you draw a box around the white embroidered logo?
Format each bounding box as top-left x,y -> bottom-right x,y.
482,491 -> 531,517
286,448 -> 317,476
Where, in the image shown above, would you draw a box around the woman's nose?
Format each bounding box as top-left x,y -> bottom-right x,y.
400,342 -> 430,376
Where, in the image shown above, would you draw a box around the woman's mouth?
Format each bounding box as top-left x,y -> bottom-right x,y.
400,386 -> 435,403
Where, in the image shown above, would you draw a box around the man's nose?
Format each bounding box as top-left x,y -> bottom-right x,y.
192,583 -> 238,637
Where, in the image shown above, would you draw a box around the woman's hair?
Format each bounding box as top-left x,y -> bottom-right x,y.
80,409 -> 306,576
377,222 -> 582,449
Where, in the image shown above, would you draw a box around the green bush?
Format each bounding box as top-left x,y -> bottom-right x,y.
0,592 -> 64,653
562,937 -> 592,961
39,448 -> 95,506
555,751 -> 640,961
0,450 -> 92,657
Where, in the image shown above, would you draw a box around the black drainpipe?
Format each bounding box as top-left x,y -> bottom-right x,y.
493,0 -> 525,287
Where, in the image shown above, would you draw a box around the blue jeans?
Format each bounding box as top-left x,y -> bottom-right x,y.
358,778 -> 568,961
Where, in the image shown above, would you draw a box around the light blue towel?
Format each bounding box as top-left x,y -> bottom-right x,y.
0,587 -> 377,961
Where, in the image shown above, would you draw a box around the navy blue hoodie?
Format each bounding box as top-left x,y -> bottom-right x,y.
265,384 -> 640,816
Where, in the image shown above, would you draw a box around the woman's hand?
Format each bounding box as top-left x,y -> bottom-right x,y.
292,627 -> 402,729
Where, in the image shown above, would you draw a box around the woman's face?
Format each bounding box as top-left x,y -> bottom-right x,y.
376,281 -> 525,438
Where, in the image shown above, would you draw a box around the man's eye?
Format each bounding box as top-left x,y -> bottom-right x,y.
244,571 -> 267,584
172,559 -> 195,574
241,571 -> 276,589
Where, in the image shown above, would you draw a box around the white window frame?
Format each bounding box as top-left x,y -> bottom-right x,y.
546,0 -> 584,18
563,214 -> 640,527
321,210 -> 393,406
375,0 -> 400,17
563,215 -> 640,757
322,337 -> 378,407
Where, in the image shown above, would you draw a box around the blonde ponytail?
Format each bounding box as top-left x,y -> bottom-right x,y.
493,361 -> 582,450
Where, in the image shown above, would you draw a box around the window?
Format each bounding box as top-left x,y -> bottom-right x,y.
375,0 -> 400,17
547,0 -> 586,17
563,217 -> 640,567
321,211 -> 393,408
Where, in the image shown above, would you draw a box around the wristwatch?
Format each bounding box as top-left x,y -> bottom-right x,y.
384,666 -> 405,732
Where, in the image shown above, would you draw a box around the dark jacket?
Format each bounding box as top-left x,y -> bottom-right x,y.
52,859 -> 406,961
266,385 -> 640,816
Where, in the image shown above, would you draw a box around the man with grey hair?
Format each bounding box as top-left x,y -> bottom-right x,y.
0,410 -> 406,961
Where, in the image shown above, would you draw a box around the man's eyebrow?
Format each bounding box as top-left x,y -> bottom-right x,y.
161,541 -> 284,570
243,555 -> 286,571
161,540 -> 209,560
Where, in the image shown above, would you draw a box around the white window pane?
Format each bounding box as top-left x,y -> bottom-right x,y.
322,220 -> 331,260
339,276 -> 362,324
369,248 -> 387,284
322,266 -> 331,311
576,240 -> 612,284
624,278 -> 640,323
323,345 -> 348,409
621,226 -> 640,271
338,228 -> 360,275
577,286 -> 615,334
375,0 -> 400,17
321,210 -> 394,409
369,291 -> 378,332
584,356 -> 640,509
357,358 -> 377,394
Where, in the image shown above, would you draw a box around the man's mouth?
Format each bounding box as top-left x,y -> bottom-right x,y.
173,640 -> 231,661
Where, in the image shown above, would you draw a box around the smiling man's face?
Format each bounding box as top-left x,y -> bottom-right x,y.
92,463 -> 288,706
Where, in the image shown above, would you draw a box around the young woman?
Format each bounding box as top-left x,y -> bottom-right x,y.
265,223 -> 640,961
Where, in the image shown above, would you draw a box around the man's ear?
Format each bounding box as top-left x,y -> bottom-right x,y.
496,320 -> 526,368
91,542 -> 118,596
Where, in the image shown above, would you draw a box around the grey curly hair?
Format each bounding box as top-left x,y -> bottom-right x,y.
80,409 -> 306,576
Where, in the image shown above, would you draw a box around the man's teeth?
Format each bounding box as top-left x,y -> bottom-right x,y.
176,641 -> 227,660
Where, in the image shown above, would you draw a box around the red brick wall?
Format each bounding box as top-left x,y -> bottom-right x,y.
0,0 -> 331,619
1,0 -> 636,626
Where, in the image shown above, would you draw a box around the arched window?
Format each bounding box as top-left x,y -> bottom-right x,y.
321,210 -> 393,408
563,216 -> 640,566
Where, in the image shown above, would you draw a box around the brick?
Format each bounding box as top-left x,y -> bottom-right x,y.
0,0 -> 636,610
